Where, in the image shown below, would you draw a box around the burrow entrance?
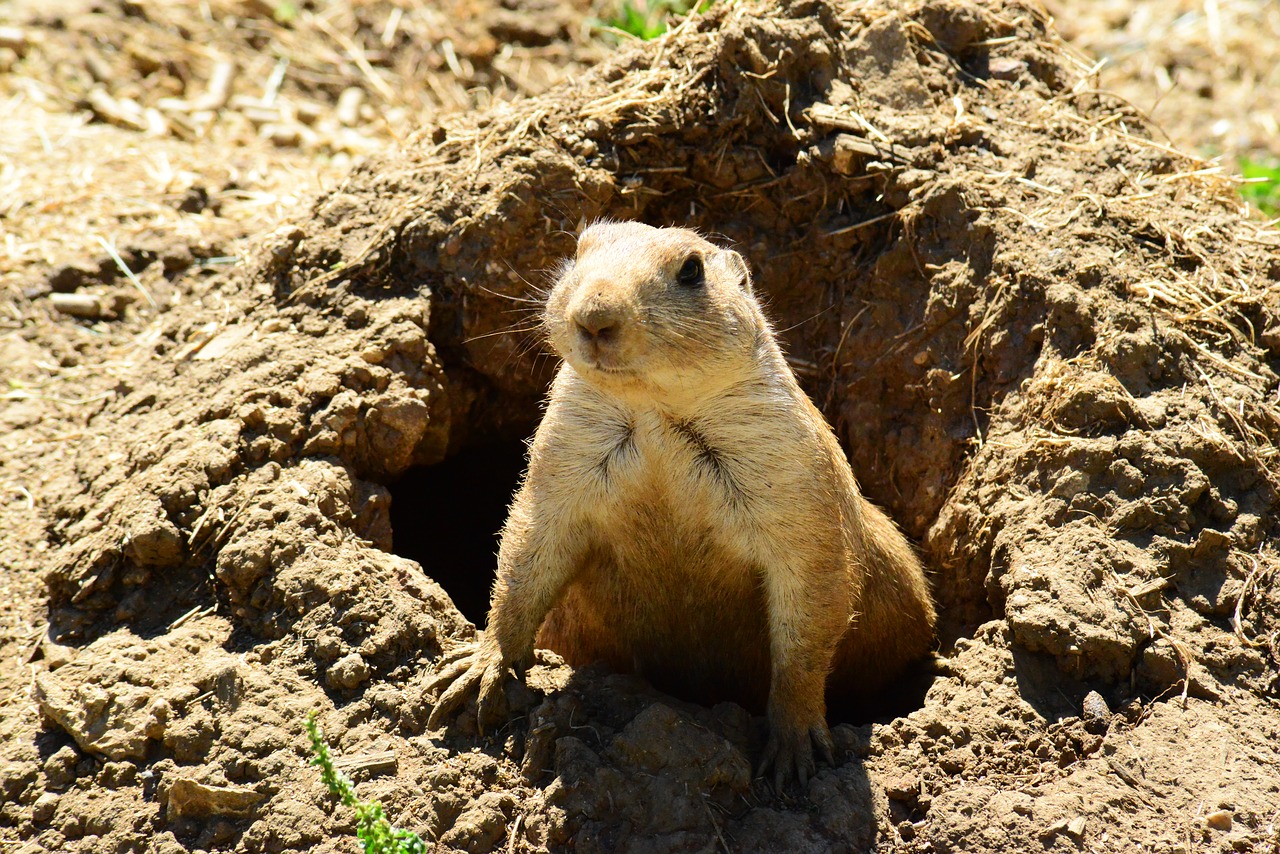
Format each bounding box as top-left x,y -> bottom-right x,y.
389,439 -> 528,627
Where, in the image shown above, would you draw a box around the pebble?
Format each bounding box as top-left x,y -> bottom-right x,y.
1082,690 -> 1110,733
1205,809 -> 1233,831
32,792 -> 59,823
326,652 -> 370,689
49,293 -> 103,319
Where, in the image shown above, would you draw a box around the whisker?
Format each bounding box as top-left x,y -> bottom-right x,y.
464,325 -> 544,344
776,304 -> 835,335
499,260 -> 553,297
478,284 -> 547,305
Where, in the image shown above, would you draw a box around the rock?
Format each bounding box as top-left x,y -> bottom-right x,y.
42,746 -> 79,789
939,746 -> 975,774
34,671 -> 157,761
49,293 -> 104,319
988,57 -> 1028,80
123,502 -> 184,566
32,624 -> 239,761
40,637 -> 77,670
32,791 -> 59,823
326,652 -> 370,689
881,774 -> 920,804
1081,690 -> 1110,733
167,778 -> 263,819
1205,809 -> 1233,831
0,759 -> 39,802
440,791 -> 515,853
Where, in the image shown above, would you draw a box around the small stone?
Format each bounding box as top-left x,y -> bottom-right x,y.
1067,815 -> 1087,838
988,57 -> 1028,81
938,746 -> 974,774
43,746 -> 79,789
326,652 -> 370,689
60,810 -> 84,838
40,637 -> 77,670
35,670 -> 156,760
881,774 -> 919,804
49,293 -> 104,319
167,778 -> 263,819
440,791 -> 515,852
1205,809 -> 1233,831
32,791 -> 59,823
1082,690 -> 1111,733
313,631 -> 343,661
124,509 -> 183,566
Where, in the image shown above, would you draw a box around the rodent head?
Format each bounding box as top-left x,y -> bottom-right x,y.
544,221 -> 764,400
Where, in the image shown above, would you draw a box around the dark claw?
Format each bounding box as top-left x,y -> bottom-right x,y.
423,655 -> 473,697
758,722 -> 832,793
426,664 -> 484,731
437,644 -> 477,667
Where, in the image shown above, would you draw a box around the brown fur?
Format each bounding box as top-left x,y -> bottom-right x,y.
427,221 -> 937,786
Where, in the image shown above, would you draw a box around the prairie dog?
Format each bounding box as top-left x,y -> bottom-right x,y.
428,221 -> 937,786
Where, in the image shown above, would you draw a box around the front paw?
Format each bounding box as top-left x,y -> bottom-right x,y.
758,718 -> 835,790
424,640 -> 513,734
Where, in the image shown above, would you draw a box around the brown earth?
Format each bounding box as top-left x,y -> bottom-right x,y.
2,0 -> 1280,853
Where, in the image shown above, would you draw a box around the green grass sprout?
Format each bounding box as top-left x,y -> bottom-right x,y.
1239,157 -> 1280,218
305,712 -> 426,854
600,0 -> 714,40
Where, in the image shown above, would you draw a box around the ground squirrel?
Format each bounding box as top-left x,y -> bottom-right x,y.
428,221 -> 937,787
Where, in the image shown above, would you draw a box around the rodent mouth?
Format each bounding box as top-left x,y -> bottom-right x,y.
572,352 -> 638,377
583,362 -> 635,376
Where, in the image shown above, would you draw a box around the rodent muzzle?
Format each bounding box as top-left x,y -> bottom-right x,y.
570,303 -> 626,365
574,312 -> 617,344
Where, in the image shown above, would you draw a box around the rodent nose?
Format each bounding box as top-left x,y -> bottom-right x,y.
573,307 -> 620,343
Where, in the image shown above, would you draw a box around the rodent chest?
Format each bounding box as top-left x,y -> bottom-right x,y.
587,412 -> 758,531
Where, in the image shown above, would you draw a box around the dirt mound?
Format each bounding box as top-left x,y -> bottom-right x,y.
3,0 -> 1280,851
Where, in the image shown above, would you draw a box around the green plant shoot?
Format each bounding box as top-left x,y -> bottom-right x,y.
305,712 -> 426,854
1239,157 -> 1280,218
601,0 -> 715,40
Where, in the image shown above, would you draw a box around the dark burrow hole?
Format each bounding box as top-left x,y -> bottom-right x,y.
389,440 -> 528,627
389,432 -> 936,726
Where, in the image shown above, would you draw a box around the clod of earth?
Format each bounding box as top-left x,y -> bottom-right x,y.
4,0 -> 1280,851
167,778 -> 264,820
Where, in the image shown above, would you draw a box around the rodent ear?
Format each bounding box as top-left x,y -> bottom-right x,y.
715,249 -> 753,295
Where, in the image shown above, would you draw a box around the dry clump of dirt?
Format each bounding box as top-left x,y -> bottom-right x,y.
3,0 -> 1280,852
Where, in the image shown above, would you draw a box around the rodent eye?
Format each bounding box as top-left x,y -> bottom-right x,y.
676,255 -> 704,289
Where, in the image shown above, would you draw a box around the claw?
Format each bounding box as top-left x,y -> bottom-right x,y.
436,643 -> 478,667
423,639 -> 516,734
758,720 -> 833,793
426,663 -> 484,731
423,655 -> 475,697
813,724 -> 835,767
475,658 -> 506,734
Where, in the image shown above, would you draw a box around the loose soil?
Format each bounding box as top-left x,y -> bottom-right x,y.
2,0 -> 1279,853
